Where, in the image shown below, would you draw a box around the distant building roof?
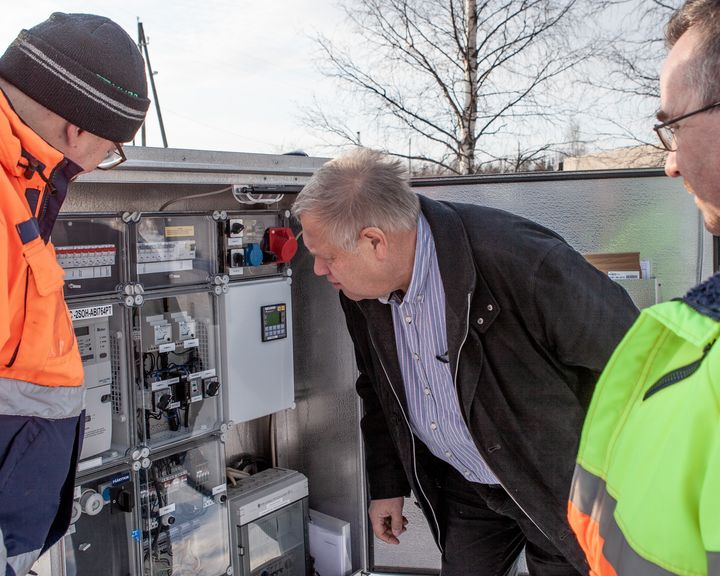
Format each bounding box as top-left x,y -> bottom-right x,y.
562,144 -> 667,170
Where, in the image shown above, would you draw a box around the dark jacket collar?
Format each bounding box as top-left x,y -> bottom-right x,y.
683,271 -> 720,321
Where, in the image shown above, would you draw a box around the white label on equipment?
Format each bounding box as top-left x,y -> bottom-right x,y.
158,343 -> 176,353
159,503 -> 176,516
77,456 -> 103,472
212,484 -> 226,496
151,377 -> 179,391
70,305 -> 113,322
608,271 -> 641,280
182,338 -> 199,349
189,369 -> 216,380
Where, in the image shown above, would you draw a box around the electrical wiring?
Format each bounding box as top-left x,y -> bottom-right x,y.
158,186 -> 233,211
231,186 -> 284,206
225,466 -> 250,486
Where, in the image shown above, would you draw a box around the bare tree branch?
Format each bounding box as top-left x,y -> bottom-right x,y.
304,0 -> 591,173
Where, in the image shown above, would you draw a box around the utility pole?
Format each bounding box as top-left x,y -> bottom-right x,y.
138,19 -> 168,147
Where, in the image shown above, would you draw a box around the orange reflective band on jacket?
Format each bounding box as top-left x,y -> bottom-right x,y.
0,91 -> 82,388
569,465 -> 683,576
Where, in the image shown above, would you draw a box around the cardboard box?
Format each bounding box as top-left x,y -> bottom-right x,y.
584,252 -> 642,279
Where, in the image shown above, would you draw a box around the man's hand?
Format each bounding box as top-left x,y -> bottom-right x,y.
368,497 -> 408,545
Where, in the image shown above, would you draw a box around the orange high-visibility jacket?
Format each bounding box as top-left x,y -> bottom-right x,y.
0,91 -> 82,388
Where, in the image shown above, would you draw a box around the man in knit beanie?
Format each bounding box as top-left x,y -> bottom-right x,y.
0,13 -> 148,576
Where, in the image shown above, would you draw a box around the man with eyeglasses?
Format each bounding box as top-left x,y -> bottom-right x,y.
0,13 -> 148,576
568,1 -> 720,574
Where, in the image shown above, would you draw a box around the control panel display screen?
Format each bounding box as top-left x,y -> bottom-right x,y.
261,304 -> 287,342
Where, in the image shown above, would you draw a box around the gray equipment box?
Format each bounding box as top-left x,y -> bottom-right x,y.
227,468 -> 309,576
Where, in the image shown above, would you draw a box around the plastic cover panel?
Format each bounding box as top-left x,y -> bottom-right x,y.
220,277 -> 294,423
132,213 -> 216,290
247,501 -> 306,575
139,438 -> 230,576
64,467 -> 139,576
70,301 -> 132,475
133,291 -> 222,449
53,214 -> 126,299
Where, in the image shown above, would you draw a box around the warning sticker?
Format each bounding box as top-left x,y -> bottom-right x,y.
165,226 -> 195,238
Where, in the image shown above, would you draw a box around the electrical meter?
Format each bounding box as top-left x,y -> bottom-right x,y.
70,302 -> 132,472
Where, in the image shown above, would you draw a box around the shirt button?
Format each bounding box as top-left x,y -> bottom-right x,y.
424,387 -> 431,396
487,304 -> 494,311
445,451 -> 452,458
430,422 -> 437,430
464,470 -> 471,477
413,353 -> 420,361
405,316 -> 412,324
417,294 -> 424,303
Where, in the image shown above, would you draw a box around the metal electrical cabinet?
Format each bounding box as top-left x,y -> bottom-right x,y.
45,200 -> 300,576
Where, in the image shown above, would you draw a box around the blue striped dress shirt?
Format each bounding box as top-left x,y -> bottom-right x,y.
381,214 -> 499,484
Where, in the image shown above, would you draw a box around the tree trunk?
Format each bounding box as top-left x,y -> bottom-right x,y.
460,0 -> 478,174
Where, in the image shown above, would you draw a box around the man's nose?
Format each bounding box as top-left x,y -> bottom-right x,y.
664,150 -> 680,177
313,257 -> 328,277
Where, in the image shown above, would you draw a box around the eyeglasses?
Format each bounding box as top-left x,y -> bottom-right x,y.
653,100 -> 720,152
96,142 -> 126,170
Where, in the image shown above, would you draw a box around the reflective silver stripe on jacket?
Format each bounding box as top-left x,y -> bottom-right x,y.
0,378 -> 84,418
571,465 -> 679,576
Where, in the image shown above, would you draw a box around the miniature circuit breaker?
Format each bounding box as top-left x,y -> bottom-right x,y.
53,214 -> 127,299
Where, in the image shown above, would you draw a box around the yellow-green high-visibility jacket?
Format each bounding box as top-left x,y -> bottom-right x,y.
569,273 -> 720,576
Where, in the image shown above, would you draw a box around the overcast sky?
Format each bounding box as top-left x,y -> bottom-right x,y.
0,1 -> 667,163
0,1 -> 347,156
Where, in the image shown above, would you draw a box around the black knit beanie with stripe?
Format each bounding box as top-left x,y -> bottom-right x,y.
0,13 -> 150,142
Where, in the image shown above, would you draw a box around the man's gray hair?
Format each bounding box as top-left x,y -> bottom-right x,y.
666,0 -> 720,107
292,148 -> 420,251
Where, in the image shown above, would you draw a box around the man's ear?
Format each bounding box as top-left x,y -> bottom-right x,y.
63,122 -> 84,148
360,227 -> 388,259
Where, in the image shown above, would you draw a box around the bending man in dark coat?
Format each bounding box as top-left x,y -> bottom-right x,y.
292,148 -> 638,575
